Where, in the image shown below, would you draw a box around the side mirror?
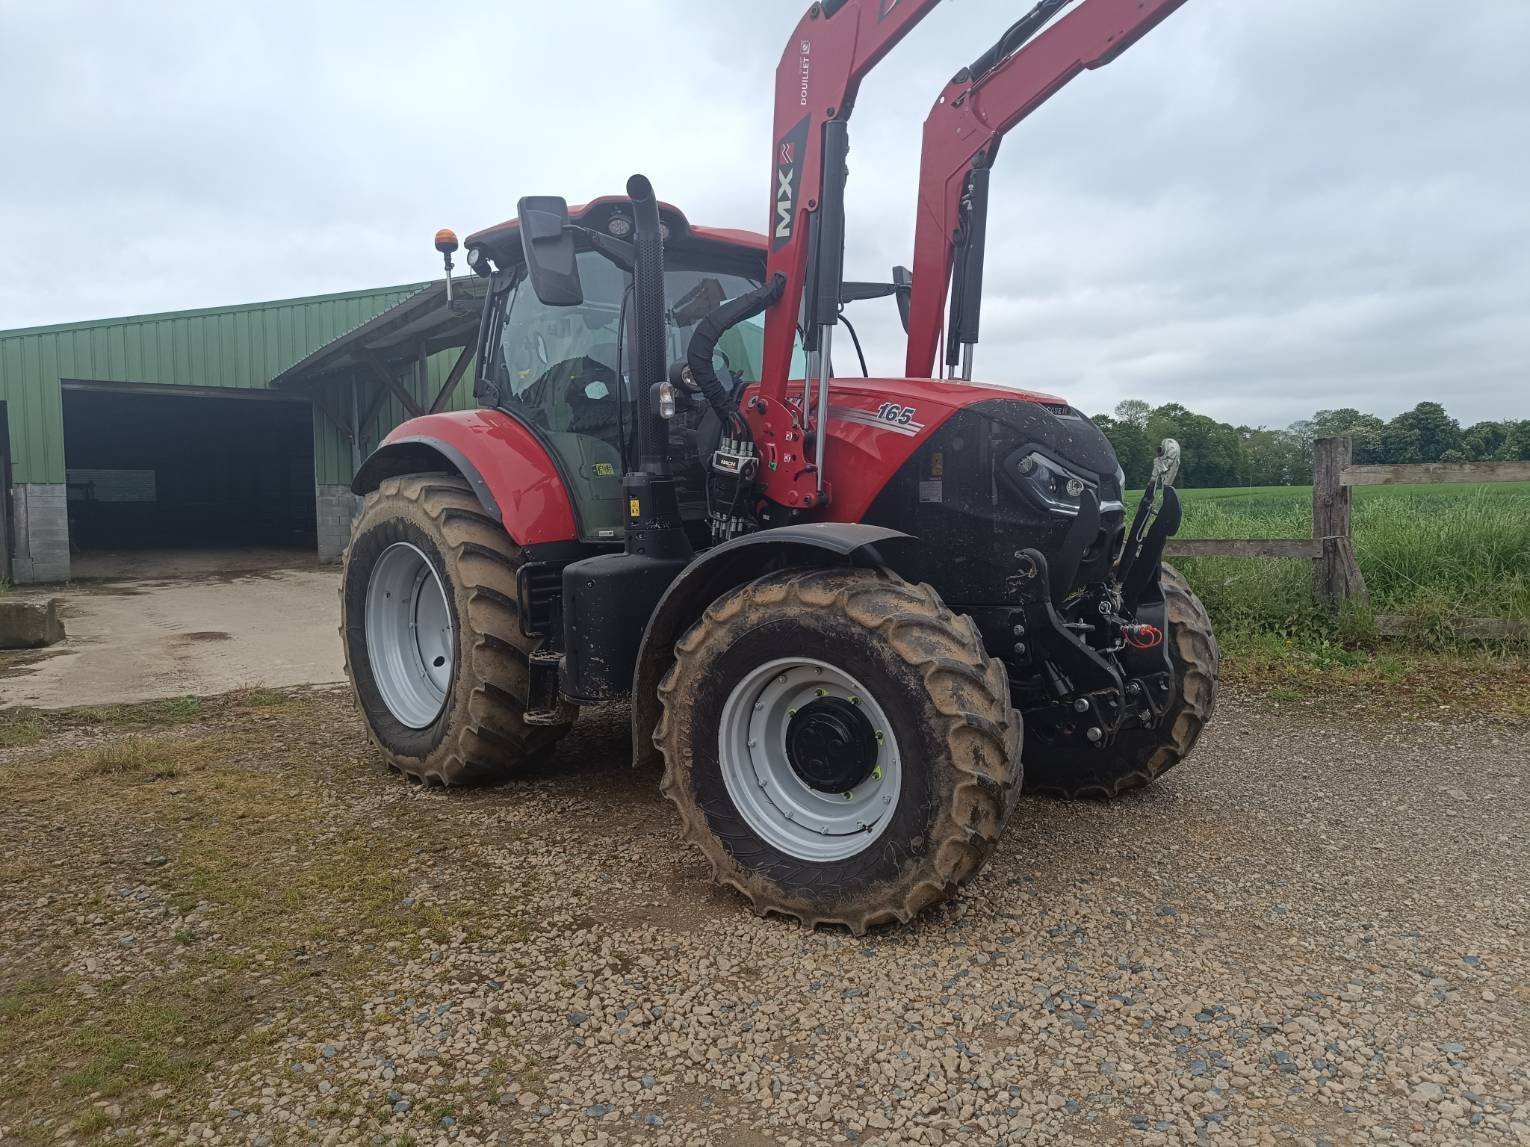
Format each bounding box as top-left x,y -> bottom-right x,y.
892,265 -> 912,334
516,196 -> 583,307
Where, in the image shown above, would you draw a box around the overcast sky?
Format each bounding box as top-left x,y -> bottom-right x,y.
1,1 -> 1526,427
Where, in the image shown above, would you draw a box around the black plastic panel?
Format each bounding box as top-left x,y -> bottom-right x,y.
860,398 -> 1124,606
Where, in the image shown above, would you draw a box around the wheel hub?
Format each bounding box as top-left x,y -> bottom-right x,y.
717,658 -> 901,863
364,541 -> 455,729
786,696 -> 878,793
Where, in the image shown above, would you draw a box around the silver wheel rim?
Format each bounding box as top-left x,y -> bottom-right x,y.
364,542 -> 455,729
718,657 -> 902,862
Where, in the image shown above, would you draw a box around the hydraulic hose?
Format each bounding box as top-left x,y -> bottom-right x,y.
684,273 -> 786,424
963,0 -> 1071,84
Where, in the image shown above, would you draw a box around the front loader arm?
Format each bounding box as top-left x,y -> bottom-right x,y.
903,0 -> 1190,380
754,0 -> 945,512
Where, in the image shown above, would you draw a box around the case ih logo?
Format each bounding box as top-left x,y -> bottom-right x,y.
772,116 -> 810,249
878,0 -> 902,18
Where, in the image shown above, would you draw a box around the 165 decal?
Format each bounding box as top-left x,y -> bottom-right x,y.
829,403 -> 926,437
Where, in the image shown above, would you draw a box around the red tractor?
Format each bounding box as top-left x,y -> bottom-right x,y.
343,0 -> 1216,932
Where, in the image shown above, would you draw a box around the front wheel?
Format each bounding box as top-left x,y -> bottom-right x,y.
341,473 -> 573,785
655,567 -> 1022,934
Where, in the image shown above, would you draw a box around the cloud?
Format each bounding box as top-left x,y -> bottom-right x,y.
1,0 -> 1526,426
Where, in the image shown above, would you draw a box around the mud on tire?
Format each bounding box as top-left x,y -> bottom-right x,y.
1023,562 -> 1217,799
655,567 -> 1023,934
341,472 -> 573,784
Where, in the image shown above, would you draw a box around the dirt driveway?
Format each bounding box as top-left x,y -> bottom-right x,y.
0,687 -> 1525,1147
1,565 -> 343,709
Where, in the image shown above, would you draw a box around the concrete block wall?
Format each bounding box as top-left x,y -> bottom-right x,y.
316,485 -> 360,564
11,484 -> 70,584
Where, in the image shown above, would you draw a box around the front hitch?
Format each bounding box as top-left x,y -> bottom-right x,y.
1120,485 -> 1181,615
1116,437 -> 1185,615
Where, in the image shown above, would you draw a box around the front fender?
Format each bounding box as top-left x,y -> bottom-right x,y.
350,409 -> 578,545
628,523 -> 920,770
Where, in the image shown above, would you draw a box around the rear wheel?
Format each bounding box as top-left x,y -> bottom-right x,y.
1023,563 -> 1217,798
341,473 -> 573,784
655,567 -> 1022,934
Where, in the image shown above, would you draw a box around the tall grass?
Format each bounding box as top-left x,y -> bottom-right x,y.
1163,484 -> 1530,646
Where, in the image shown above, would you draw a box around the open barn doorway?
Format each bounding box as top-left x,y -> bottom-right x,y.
62,383 -> 317,579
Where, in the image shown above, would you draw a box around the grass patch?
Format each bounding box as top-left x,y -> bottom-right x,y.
74,695 -> 204,728
1222,636 -> 1530,718
56,991 -> 232,1096
0,973 -> 68,1025
0,967 -> 258,1133
1160,482 -> 1529,651
0,709 -> 43,748
71,1110 -> 111,1136
0,706 -> 503,1141
228,685 -> 293,708
1263,684 -> 1306,704
78,735 -> 184,779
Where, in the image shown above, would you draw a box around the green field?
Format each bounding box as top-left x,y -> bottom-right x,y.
1156,481 -> 1530,647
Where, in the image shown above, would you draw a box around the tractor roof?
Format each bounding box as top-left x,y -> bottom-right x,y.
465,196 -> 766,275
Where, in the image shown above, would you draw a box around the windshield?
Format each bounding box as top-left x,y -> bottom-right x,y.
491,249 -> 799,540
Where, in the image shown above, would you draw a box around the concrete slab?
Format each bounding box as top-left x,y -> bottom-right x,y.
1,567 -> 344,709
67,546 -> 319,582
0,598 -> 65,648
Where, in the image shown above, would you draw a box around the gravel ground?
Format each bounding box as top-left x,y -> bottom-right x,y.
0,687 -> 1525,1147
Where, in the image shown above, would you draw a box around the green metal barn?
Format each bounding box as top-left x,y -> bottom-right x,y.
0,279 -> 485,583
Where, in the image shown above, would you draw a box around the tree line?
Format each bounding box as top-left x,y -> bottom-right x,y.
1092,400 -> 1530,489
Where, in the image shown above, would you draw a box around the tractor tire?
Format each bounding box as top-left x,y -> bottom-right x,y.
340,472 -> 573,785
655,567 -> 1023,935
1023,563 -> 1217,799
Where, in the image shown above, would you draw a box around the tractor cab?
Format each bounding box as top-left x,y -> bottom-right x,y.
463,199 -> 801,542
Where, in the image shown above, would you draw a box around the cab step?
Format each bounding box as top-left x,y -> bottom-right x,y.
524,649 -> 571,726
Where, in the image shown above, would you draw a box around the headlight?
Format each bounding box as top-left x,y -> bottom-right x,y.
1005,450 -> 1102,518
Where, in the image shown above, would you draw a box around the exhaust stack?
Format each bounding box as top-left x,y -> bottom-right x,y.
626,175 -> 671,477
619,174 -> 691,563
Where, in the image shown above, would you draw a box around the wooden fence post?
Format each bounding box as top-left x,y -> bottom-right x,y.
1312,436 -> 1369,610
